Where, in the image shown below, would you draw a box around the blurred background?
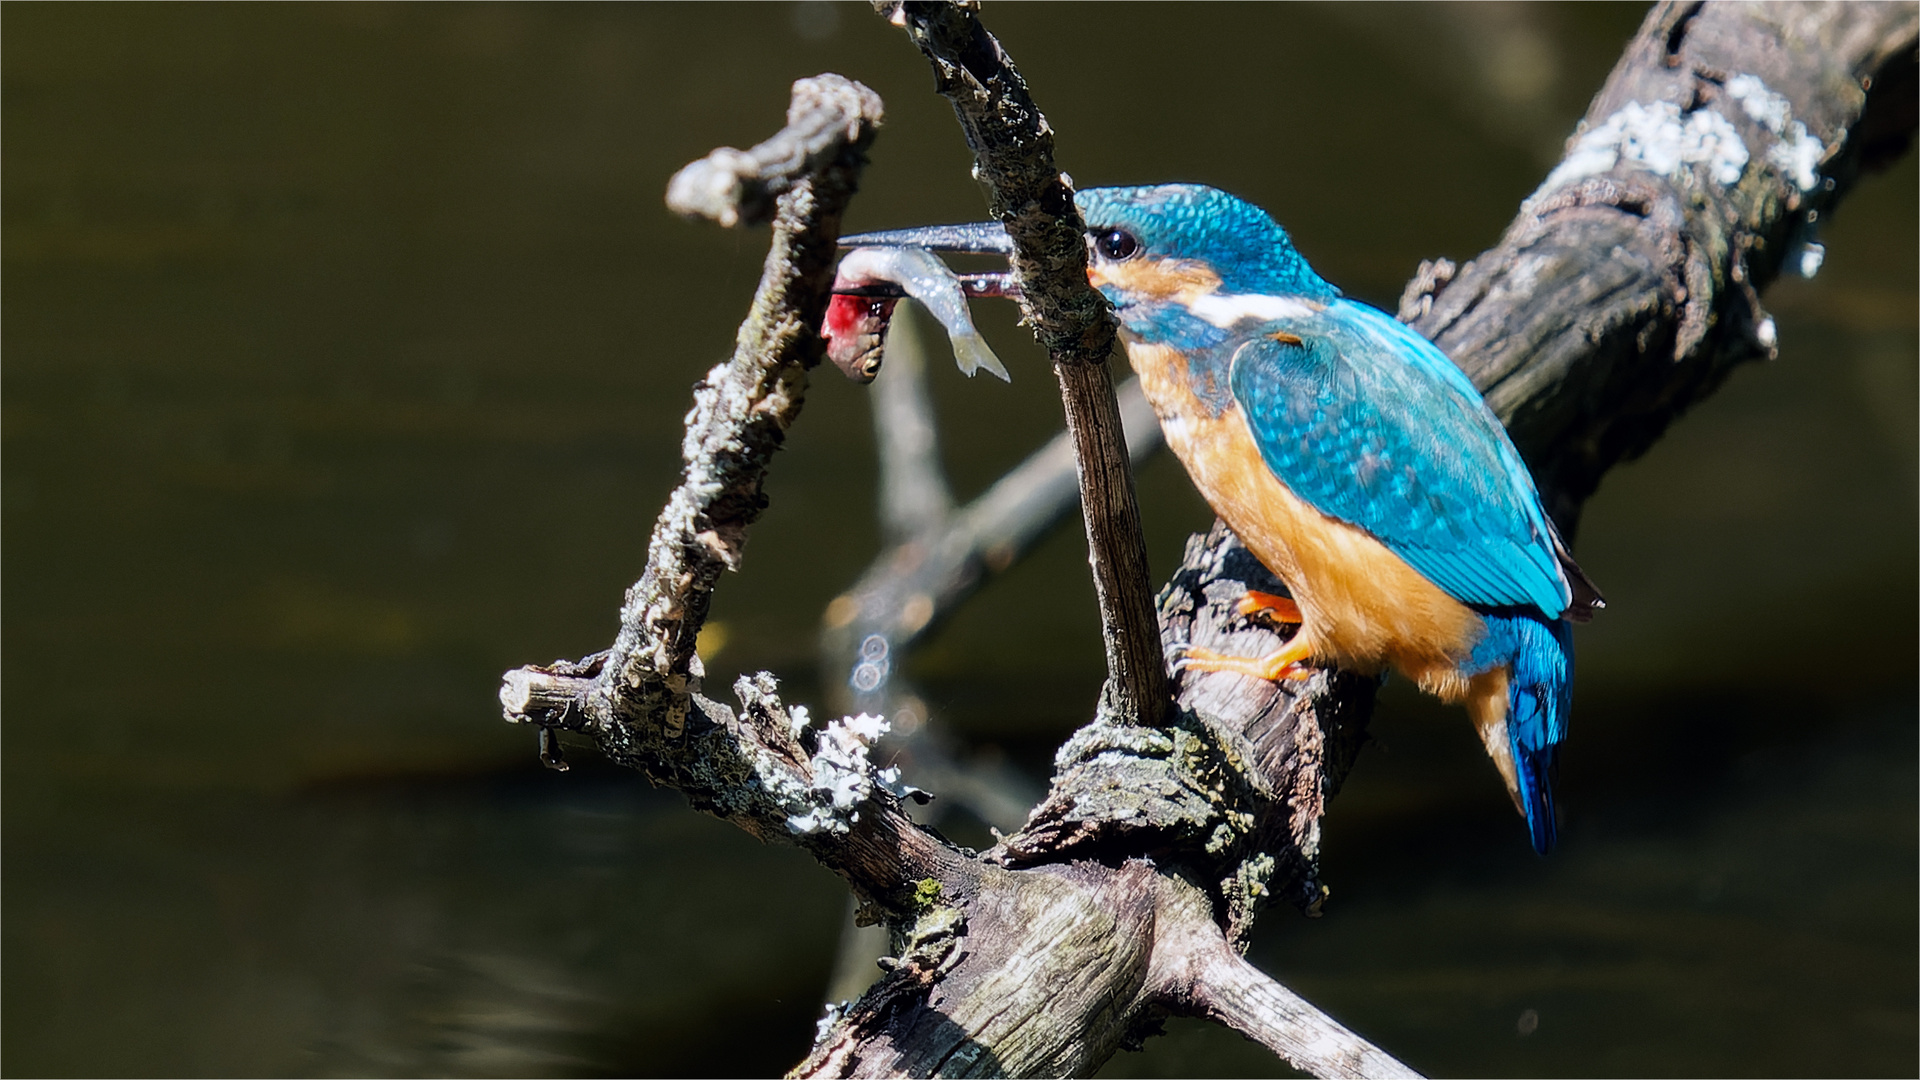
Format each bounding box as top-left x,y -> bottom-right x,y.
4,4 -> 1912,1076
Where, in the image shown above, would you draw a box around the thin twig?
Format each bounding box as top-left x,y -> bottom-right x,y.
883,0 -> 1170,728
821,375 -> 1160,690
870,302 -> 955,542
589,74 -> 883,736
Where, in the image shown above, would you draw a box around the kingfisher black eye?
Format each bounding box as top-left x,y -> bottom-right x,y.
1096,228 -> 1140,261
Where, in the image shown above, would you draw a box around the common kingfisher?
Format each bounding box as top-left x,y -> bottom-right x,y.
841,184 -> 1602,853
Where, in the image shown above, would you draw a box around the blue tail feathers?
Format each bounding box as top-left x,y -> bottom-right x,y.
1473,614 -> 1574,854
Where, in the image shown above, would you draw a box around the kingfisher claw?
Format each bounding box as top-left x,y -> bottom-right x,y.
1175,641 -> 1314,682
1166,639 -> 1195,673
1236,589 -> 1302,625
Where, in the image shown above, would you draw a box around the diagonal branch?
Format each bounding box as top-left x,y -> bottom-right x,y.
1145,877 -> 1422,1080
821,374 -> 1162,706
1186,951 -> 1420,1080
1400,0 -> 1919,530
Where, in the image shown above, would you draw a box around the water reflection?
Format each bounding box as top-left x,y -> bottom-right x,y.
6,767 -> 843,1076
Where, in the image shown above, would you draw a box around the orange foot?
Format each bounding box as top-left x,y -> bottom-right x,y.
1237,590 -> 1302,625
1176,635 -> 1314,682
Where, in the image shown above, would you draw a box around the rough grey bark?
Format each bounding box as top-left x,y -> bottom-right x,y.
499,4 -> 1916,1078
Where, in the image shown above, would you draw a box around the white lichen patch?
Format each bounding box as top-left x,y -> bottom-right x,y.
1795,241 -> 1826,279
787,712 -> 892,835
812,1001 -> 847,1048
875,764 -> 927,803
1726,73 -> 1826,192
1538,99 -> 1749,194
1770,133 -> 1825,194
1725,73 -> 1792,131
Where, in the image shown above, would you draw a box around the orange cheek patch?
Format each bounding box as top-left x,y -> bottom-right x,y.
1093,257 -> 1222,304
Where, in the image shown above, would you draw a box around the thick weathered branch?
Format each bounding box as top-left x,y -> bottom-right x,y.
885,0 -> 1169,729
1399,0 -> 1919,528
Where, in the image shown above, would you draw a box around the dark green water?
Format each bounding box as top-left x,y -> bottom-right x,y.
5,4 -> 1913,1076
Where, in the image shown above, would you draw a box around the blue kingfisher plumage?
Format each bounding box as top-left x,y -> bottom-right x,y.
841,183 -> 1602,853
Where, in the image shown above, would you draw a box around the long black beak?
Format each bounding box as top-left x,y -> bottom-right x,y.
839,221 -> 1014,255
833,221 -> 1020,299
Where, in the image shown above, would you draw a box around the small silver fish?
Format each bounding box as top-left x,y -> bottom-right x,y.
825,246 -> 1010,382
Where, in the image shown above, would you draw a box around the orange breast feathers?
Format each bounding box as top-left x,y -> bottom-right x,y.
1125,339 -> 1488,701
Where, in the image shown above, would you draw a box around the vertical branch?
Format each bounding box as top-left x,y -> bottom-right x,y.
882,0 -> 1171,727
870,302 -> 955,542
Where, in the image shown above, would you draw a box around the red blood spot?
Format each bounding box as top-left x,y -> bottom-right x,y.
824,295 -> 896,341
822,295 -> 898,382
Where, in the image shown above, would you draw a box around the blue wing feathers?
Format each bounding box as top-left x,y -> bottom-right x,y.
1227,299 -> 1572,618
1216,292 -> 1579,851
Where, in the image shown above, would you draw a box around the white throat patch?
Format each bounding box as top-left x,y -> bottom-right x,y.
1188,291 -> 1321,328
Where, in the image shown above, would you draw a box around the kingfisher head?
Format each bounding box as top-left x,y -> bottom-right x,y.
838,184 -> 1336,351
1075,184 -> 1333,300
1073,184 -> 1338,348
